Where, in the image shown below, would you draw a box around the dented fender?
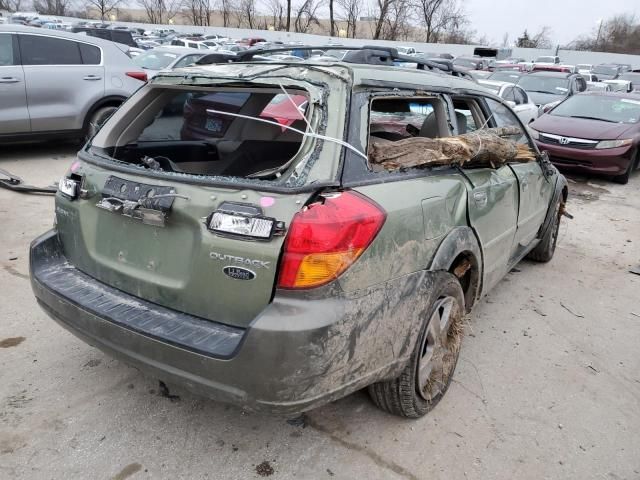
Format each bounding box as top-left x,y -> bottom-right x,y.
428,226 -> 483,310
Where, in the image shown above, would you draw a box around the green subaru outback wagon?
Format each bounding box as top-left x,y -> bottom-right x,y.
30,48 -> 567,418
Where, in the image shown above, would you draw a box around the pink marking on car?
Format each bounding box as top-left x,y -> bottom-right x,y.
260,197 -> 275,207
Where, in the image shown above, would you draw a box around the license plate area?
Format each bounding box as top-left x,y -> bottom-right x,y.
97,176 -> 178,227
102,176 -> 176,211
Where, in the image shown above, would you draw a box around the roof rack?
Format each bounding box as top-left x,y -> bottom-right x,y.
195,46 -> 473,79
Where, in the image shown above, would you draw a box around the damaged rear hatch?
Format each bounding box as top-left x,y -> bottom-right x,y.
55,63 -> 352,328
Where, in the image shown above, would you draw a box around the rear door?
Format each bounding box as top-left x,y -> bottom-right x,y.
453,96 -> 519,292
18,33 -> 105,132
484,98 -> 553,252
0,33 -> 30,134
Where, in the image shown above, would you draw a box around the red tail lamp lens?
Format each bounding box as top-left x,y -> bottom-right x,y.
278,191 -> 386,289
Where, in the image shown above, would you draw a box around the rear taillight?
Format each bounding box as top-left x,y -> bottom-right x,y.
278,191 -> 386,289
126,71 -> 148,82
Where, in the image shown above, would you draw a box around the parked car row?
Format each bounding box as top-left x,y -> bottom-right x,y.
1,23 -> 637,187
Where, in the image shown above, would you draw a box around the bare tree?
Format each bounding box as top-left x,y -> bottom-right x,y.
137,0 -> 183,24
371,0 -> 411,40
32,0 -> 74,15
293,0 -> 322,33
85,0 -> 123,20
217,0 -> 233,27
336,0 -> 360,38
532,26 -> 553,49
265,0 -> 287,30
501,32 -> 509,47
413,0 -> 466,43
372,0 -> 393,40
184,0 -> 213,26
571,14 -> 640,54
516,27 -> 553,48
234,0 -> 259,28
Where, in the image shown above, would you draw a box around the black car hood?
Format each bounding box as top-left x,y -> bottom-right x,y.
527,91 -> 566,106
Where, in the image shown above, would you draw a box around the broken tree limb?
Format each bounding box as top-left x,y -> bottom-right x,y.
369,127 -> 536,171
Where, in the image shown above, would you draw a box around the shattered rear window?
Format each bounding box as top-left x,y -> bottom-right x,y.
106,88 -> 311,180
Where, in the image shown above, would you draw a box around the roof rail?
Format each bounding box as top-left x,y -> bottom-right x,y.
195,46 -> 472,79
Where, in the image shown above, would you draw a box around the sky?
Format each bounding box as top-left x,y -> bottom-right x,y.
465,0 -> 638,46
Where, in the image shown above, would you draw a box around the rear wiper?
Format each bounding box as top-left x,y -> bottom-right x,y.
570,115 -> 617,123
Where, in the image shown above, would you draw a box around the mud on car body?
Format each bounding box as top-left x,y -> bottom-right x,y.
30,51 -> 568,417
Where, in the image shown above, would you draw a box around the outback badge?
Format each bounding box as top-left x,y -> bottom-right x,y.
223,266 -> 256,281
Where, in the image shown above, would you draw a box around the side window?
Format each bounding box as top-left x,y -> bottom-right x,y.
368,97 -> 441,144
112,31 -> 131,45
79,43 -> 101,65
484,97 -> 527,144
173,55 -> 200,68
19,35 -> 81,65
501,87 -> 516,103
513,87 -> 527,105
452,98 -> 481,133
0,34 -> 16,66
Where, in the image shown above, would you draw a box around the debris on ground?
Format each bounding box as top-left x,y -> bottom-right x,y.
369,127 -> 536,171
286,414 -> 307,428
256,461 -> 274,477
0,168 -> 57,195
560,302 -> 584,318
629,265 -> 640,275
158,381 -> 180,402
0,337 -> 26,348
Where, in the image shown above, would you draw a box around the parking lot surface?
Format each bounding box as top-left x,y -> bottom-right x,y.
1,144 -> 639,480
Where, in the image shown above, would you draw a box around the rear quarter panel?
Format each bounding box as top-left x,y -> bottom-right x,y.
339,173 -> 469,293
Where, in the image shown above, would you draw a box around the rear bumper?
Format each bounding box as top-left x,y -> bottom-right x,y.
31,230 -> 419,415
535,140 -> 634,175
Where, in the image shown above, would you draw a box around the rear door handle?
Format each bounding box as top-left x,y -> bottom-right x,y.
83,75 -> 102,81
0,77 -> 20,83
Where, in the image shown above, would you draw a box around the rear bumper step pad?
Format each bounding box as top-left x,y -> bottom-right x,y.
30,230 -> 244,358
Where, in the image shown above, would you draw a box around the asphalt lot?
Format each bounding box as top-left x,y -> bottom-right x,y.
1,143 -> 639,480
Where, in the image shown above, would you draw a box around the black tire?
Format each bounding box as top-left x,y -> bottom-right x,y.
527,198 -> 562,262
85,105 -> 118,141
368,272 -> 465,418
612,154 -> 637,184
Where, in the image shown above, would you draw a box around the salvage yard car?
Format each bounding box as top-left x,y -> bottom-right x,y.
0,25 -> 146,142
477,79 -> 539,124
30,47 -> 568,418
517,71 -> 587,109
530,92 -> 640,184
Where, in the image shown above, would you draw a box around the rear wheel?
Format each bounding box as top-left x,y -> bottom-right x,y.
527,197 -> 562,262
368,272 -> 465,418
85,105 -> 118,141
